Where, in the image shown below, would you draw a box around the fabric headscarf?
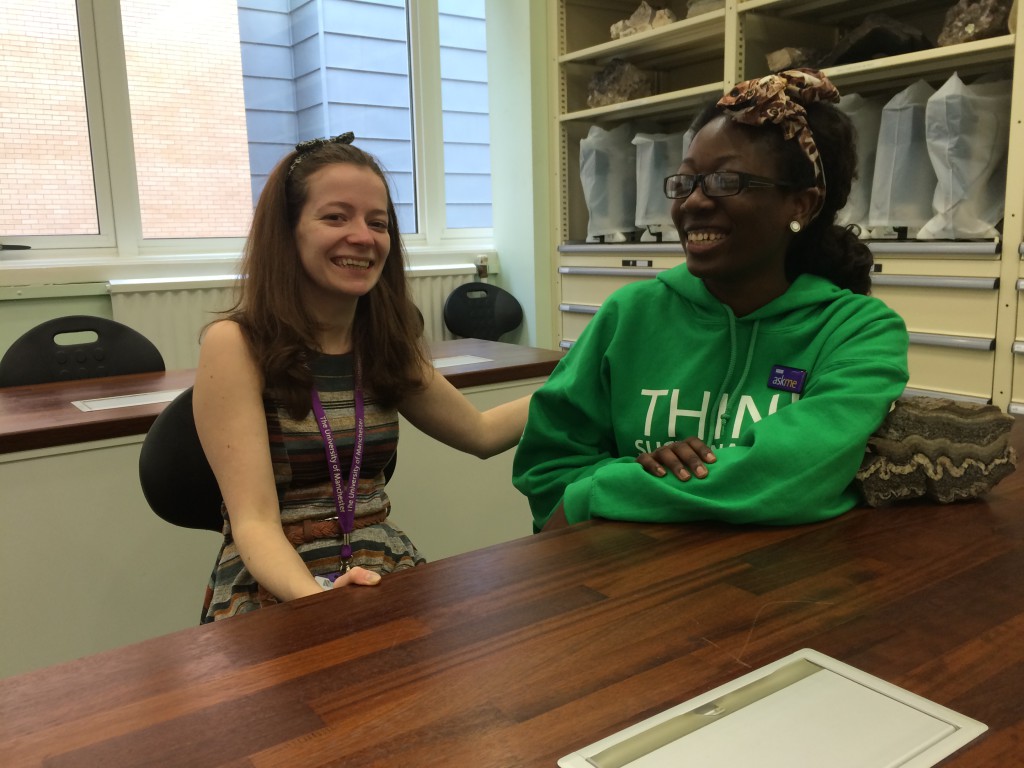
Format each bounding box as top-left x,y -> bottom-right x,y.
717,68 -> 840,218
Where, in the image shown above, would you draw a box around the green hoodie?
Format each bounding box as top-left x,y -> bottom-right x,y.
512,266 -> 909,531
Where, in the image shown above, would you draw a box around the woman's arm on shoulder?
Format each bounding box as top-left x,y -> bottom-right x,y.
194,322 -> 377,599
397,359 -> 530,459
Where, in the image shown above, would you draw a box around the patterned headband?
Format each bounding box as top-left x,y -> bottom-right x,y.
716,69 -> 839,218
288,131 -> 356,174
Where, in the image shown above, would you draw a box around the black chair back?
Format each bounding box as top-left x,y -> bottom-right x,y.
442,282 -> 523,342
0,315 -> 165,387
139,387 -> 224,532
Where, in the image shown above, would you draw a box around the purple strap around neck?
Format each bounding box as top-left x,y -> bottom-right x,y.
310,357 -> 365,566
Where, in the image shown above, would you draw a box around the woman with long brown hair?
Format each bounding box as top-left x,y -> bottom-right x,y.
194,133 -> 527,622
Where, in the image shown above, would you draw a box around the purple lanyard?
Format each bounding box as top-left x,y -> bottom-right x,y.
310,359 -> 364,571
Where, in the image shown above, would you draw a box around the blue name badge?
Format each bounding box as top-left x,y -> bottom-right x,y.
767,365 -> 807,394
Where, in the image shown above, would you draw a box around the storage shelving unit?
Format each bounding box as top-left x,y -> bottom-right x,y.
549,0 -> 1024,411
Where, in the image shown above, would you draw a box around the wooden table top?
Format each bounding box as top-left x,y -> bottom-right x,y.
0,339 -> 563,454
1,422 -> 1020,766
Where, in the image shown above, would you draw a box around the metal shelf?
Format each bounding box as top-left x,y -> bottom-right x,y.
871,275 -> 998,290
559,10 -> 726,67
559,81 -> 725,124
739,0 -> 970,24
558,266 -> 667,277
907,332 -> 995,351
824,36 -> 1015,93
558,243 -> 682,253
868,241 -> 1000,257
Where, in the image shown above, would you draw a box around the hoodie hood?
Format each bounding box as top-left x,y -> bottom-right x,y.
657,264 -> 849,323
638,264 -> 863,444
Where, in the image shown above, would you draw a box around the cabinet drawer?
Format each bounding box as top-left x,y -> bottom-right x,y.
1017,279 -> 1024,339
558,246 -> 684,270
907,344 -> 994,400
871,276 -> 998,337
1013,343 -> 1024,412
558,266 -> 661,305
559,305 -> 596,343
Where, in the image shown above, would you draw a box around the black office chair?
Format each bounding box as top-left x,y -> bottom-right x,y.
139,387 -> 224,532
442,282 -> 523,342
139,387 -> 400,532
0,315 -> 165,387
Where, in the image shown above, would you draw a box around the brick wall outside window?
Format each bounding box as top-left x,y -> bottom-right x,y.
0,1 -> 97,236
122,0 -> 252,239
0,0 -> 253,240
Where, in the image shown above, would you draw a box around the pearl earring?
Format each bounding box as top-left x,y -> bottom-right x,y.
789,220 -> 802,233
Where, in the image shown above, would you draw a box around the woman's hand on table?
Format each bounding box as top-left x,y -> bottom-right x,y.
636,437 -> 716,481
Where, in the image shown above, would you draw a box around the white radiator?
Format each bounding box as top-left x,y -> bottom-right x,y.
109,276 -> 238,370
109,268 -> 479,370
408,266 -> 479,344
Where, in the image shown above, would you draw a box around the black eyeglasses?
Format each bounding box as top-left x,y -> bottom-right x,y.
664,171 -> 794,200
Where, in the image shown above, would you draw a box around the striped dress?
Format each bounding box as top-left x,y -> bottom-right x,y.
201,353 -> 424,623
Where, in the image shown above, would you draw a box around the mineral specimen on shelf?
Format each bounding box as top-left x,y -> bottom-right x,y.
609,1 -> 677,40
937,0 -> 1013,46
855,396 -> 1018,506
586,59 -> 654,108
819,14 -> 932,68
653,9 -> 677,27
765,46 -> 823,72
686,0 -> 725,18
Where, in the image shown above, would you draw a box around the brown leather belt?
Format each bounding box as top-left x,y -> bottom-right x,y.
281,510 -> 389,546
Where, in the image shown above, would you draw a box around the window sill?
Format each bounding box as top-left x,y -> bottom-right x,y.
0,246 -> 499,288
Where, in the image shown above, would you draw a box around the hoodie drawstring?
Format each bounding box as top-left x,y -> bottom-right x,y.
713,316 -> 760,443
710,311 -> 738,441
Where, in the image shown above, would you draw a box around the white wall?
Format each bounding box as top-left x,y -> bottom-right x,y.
486,0 -> 555,349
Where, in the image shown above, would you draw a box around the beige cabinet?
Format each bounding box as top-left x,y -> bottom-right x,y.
1014,274 -> 1024,414
550,0 -> 1024,410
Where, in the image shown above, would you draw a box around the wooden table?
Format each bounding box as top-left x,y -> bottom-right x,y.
2,424 -> 1020,766
0,338 -> 563,454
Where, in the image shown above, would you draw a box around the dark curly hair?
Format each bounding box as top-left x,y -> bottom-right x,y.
690,98 -> 873,295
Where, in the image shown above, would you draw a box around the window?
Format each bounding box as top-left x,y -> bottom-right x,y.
439,0 -> 492,230
0,0 -> 103,242
0,0 -> 492,264
123,0 -> 253,240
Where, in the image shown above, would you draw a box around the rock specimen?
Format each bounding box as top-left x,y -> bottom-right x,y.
819,14 -> 932,67
686,0 -> 725,18
765,46 -> 824,72
937,0 -> 1013,46
855,396 -> 1017,506
610,1 -> 678,40
586,59 -> 654,108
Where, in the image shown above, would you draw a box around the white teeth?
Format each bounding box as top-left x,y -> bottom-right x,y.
687,231 -> 724,242
334,257 -> 371,268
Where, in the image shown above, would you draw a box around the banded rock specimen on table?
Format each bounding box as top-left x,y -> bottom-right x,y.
855,396 -> 1017,506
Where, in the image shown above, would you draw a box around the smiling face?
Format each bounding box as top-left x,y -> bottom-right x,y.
671,115 -> 817,314
294,162 -> 391,320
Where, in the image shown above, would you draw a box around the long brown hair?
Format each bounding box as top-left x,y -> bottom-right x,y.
229,139 -> 427,417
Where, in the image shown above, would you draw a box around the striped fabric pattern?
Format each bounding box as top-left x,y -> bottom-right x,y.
201,353 -> 424,623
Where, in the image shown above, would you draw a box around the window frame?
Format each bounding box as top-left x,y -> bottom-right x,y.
0,0 -> 493,283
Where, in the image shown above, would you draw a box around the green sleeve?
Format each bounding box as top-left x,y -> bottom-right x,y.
512,303 -> 623,531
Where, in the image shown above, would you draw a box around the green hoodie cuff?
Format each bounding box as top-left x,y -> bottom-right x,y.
563,476 -> 594,525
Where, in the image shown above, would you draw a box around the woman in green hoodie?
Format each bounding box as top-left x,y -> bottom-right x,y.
512,69 -> 910,531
